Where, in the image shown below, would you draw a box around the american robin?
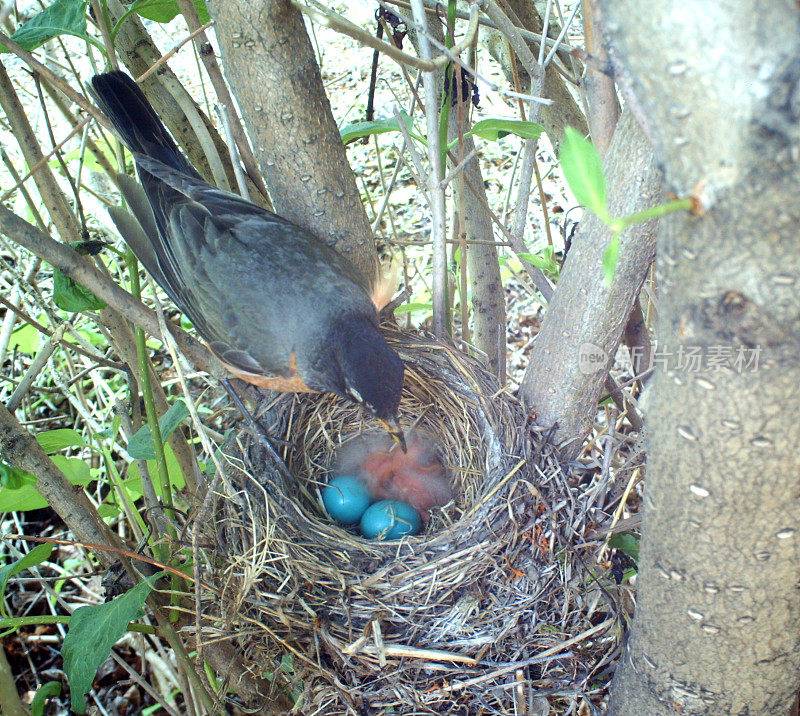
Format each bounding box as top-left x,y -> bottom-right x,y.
90,71 -> 405,447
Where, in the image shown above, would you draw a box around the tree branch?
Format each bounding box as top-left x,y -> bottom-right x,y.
519,111 -> 660,458
0,205 -> 216,376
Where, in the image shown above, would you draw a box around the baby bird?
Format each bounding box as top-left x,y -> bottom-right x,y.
336,432 -> 452,521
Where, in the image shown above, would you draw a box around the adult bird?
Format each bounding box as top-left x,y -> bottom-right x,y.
90,71 -> 405,448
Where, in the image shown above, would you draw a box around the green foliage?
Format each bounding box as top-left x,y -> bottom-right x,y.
603,235 -> 620,284
394,301 -> 433,315
464,118 -> 544,143
122,443 -> 186,501
125,0 -> 210,24
53,270 -> 107,312
9,323 -> 42,354
340,112 -> 417,146
127,400 -> 189,459
141,691 -> 181,716
48,145 -> 111,173
73,325 -> 108,347
62,575 -> 157,713
0,544 -> 54,618
559,127 -> 609,223
559,127 -> 693,284
517,247 -> 559,277
608,531 -> 640,561
0,0 -> 89,53
31,681 -> 63,716
36,428 -> 87,453
0,455 -> 92,511
341,114 -> 544,150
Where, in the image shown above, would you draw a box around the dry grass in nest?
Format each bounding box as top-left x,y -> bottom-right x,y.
199,325 -> 619,714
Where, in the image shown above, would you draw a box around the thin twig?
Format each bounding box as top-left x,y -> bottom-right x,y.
6,325 -> 67,411
441,144 -> 480,190
174,0 -> 270,201
136,22 -> 214,82
0,294 -> 123,370
411,0 -> 447,338
392,106 -> 430,204
383,0 -> 574,55
215,104 -> 250,200
386,1 -> 553,106
294,0 -> 479,73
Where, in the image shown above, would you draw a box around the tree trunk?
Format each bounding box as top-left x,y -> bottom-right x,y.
450,122 -> 507,380
603,2 -> 800,713
207,0 -> 377,278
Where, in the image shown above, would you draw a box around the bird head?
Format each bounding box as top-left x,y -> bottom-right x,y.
316,315 -> 406,450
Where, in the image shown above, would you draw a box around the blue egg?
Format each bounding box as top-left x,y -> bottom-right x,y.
360,500 -> 421,540
322,475 -> 371,524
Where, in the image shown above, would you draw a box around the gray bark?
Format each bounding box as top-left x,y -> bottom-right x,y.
602,2 -> 800,713
207,0 -> 378,279
519,111 -> 660,458
450,117 -> 507,380
581,1 -> 620,156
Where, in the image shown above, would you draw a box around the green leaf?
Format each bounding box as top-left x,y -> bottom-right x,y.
97,503 -> 122,520
127,400 -> 189,459
0,544 -> 55,618
603,234 -> 620,285
52,455 -> 92,484
0,457 -> 92,511
0,482 -> 48,512
466,118 -> 544,142
73,327 -> 106,347
0,462 -> 32,491
31,681 -> 62,716
36,428 -> 86,453
127,0 -> 209,24
124,443 -> 185,499
608,531 -> 639,561
339,111 -> 415,146
2,0 -> 88,52
141,692 -> 181,716
53,270 -> 106,312
48,145 -> 109,173
63,576 -> 157,714
517,248 -> 559,276
9,324 -> 41,354
560,127 -> 609,221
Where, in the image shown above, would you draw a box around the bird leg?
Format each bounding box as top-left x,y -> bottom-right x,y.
221,378 -> 294,456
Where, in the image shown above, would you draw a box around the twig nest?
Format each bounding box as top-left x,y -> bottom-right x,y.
205,325 -> 595,713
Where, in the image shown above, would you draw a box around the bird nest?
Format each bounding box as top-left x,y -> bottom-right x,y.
199,324 -> 616,714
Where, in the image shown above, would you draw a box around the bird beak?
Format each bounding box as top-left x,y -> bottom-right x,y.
379,417 -> 407,453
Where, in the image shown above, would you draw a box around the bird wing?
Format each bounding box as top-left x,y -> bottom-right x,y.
128,154 -> 379,379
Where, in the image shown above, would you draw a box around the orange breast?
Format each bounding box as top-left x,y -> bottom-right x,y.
219,353 -> 318,393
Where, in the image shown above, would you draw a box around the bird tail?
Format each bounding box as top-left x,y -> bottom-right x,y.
90,71 -> 196,176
